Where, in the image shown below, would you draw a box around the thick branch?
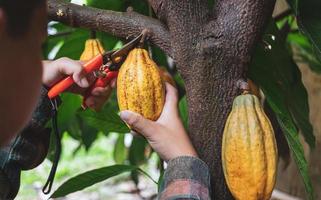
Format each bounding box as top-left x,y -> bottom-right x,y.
147,0 -> 166,22
195,0 -> 276,199
153,0 -> 276,199
47,0 -> 172,57
210,0 -> 276,63
161,0 -> 211,78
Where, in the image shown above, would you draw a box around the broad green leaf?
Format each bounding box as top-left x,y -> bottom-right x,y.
157,171 -> 164,193
86,0 -> 125,11
179,96 -> 188,129
50,164 -> 154,198
128,136 -> 148,186
249,21 -> 314,199
208,0 -> 215,9
113,134 -> 127,164
77,116 -> 99,150
63,116 -> 98,151
96,32 -> 120,51
57,93 -> 82,132
287,0 -> 298,13
79,104 -> 129,134
128,136 -> 148,166
42,36 -> 64,59
288,33 -> 321,73
55,29 -> 90,60
152,46 -> 168,67
43,22 -> 74,59
288,0 -> 321,61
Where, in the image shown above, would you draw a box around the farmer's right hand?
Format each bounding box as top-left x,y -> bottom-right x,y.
42,58 -> 116,111
120,83 -> 197,162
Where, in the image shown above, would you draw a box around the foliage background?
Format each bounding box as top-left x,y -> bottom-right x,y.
18,0 -> 321,199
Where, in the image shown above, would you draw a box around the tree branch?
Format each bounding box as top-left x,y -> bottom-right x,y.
160,0 -> 211,78
209,0 -> 276,63
147,0 -> 166,23
47,0 -> 172,57
151,0 -> 276,199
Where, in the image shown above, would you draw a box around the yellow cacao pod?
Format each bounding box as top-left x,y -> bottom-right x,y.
80,39 -> 105,61
222,94 -> 278,200
159,67 -> 176,88
117,48 -> 165,121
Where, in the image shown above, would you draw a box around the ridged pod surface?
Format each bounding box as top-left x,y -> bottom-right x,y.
80,39 -> 104,61
222,94 -> 278,200
117,48 -> 165,121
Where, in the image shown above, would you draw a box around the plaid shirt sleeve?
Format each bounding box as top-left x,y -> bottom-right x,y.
158,156 -> 211,200
0,86 -> 57,199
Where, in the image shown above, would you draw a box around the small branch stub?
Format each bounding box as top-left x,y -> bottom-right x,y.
237,79 -> 250,94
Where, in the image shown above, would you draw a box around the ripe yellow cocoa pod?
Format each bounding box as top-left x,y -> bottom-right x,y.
222,94 -> 278,200
159,67 -> 176,88
80,39 -> 105,61
117,48 -> 165,121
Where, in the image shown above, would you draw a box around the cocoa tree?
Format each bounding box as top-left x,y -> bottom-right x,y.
45,0 -> 320,199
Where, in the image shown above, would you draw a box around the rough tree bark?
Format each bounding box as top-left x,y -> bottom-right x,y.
47,0 -> 276,199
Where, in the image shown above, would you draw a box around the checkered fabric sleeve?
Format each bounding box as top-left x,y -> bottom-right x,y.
159,156 -> 211,200
0,86 -> 59,199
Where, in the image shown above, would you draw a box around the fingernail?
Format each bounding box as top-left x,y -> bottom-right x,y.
120,111 -> 131,122
80,78 -> 89,88
111,79 -> 117,88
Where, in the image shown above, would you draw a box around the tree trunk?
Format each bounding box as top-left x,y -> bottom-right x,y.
48,0 -> 276,198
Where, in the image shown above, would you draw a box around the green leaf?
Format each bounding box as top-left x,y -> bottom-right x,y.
79,104 -> 130,134
179,96 -> 188,129
288,0 -> 321,61
96,32 -> 120,51
113,134 -> 127,164
288,33 -> 321,73
50,165 -> 138,198
57,93 -> 82,132
77,116 -> 99,150
157,171 -> 164,193
86,0 -> 125,11
128,136 -> 148,166
287,0 -> 298,13
152,46 -> 168,67
55,29 -> 90,60
128,136 -> 149,186
249,21 -> 315,199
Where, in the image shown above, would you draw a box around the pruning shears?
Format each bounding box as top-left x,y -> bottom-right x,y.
47,32 -> 145,101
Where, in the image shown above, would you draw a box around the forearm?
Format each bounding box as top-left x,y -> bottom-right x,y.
159,156 -> 211,200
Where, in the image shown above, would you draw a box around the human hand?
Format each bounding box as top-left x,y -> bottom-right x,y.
120,83 -> 197,162
42,58 -> 115,111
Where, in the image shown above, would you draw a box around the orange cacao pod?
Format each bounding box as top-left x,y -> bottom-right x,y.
222,94 -> 278,200
117,48 -> 165,121
80,39 -> 104,61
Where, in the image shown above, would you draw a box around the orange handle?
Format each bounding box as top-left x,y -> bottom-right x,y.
48,54 -> 104,99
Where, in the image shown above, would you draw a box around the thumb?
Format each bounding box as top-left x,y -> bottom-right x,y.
120,110 -> 155,138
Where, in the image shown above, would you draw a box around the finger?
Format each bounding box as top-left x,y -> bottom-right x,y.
91,86 -> 112,97
163,83 -> 179,109
85,72 -> 97,86
57,58 -> 89,88
120,110 -> 155,138
73,70 -> 89,88
85,95 -> 107,111
110,78 -> 117,88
